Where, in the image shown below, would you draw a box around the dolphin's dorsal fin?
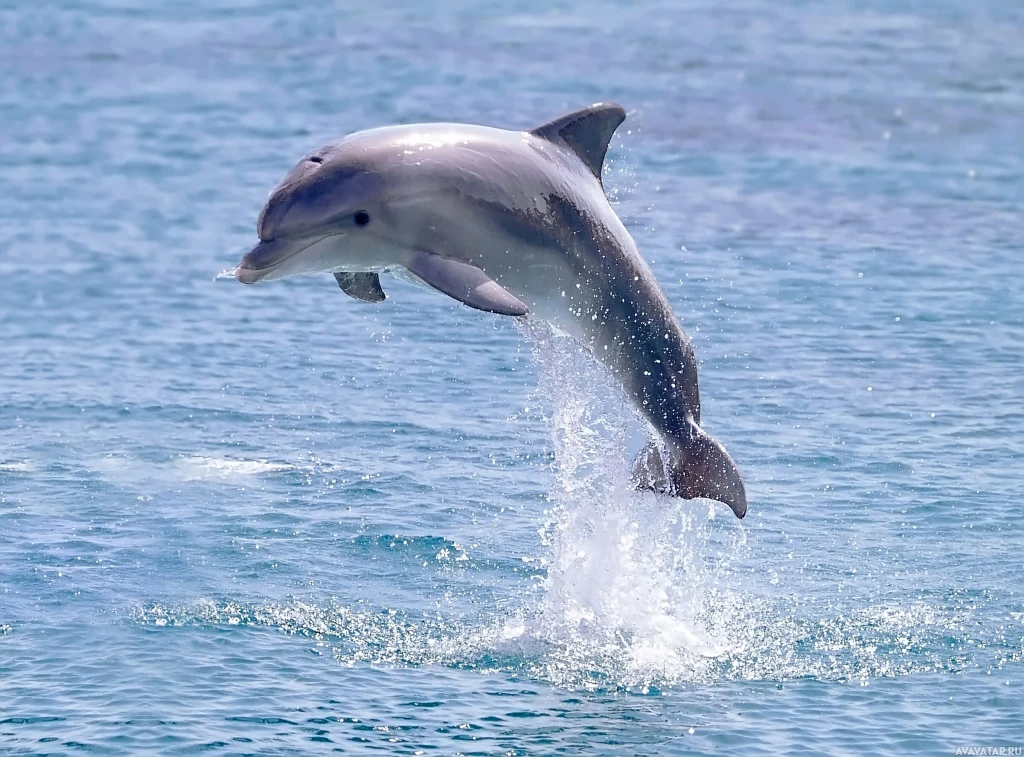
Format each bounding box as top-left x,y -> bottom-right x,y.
530,103 -> 626,184
334,272 -> 386,302
405,252 -> 528,317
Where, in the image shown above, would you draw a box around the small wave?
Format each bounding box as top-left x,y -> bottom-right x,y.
351,534 -> 470,564
174,456 -> 293,479
91,453 -> 293,482
0,461 -> 34,473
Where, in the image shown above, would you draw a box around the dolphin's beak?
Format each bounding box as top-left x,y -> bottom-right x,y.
234,238 -> 308,284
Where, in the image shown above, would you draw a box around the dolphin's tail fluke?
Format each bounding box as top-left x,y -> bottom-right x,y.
633,420 -> 747,519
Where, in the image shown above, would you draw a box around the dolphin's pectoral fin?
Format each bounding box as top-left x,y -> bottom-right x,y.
334,272 -> 386,303
405,252 -> 528,317
633,421 -> 747,519
531,103 -> 626,185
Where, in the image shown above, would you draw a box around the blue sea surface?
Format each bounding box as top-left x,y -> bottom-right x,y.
3,0 -> 1023,753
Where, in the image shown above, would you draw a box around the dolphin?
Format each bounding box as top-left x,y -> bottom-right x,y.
235,103 -> 747,518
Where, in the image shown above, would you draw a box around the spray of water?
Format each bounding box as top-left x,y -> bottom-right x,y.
514,321 -> 748,686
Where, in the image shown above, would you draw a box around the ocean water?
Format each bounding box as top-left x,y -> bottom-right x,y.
3,0 -> 1023,753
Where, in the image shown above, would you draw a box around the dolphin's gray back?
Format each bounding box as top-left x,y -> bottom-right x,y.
542,194 -> 702,433
464,184 -> 701,438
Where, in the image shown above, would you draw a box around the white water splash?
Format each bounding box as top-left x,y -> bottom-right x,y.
175,456 -> 293,480
131,592 -> 997,692
91,453 -> 293,485
0,461 -> 34,473
518,321 -> 748,686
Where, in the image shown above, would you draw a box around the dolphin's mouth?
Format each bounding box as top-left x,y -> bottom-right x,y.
234,234 -> 333,284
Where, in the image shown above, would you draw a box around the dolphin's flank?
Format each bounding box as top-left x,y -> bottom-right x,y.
234,103 -> 747,518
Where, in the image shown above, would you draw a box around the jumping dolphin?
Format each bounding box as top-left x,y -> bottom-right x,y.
235,104 -> 747,518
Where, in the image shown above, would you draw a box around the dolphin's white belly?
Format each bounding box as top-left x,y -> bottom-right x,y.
480,242 -> 593,341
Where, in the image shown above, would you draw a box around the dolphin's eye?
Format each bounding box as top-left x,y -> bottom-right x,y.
354,210 -> 371,227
